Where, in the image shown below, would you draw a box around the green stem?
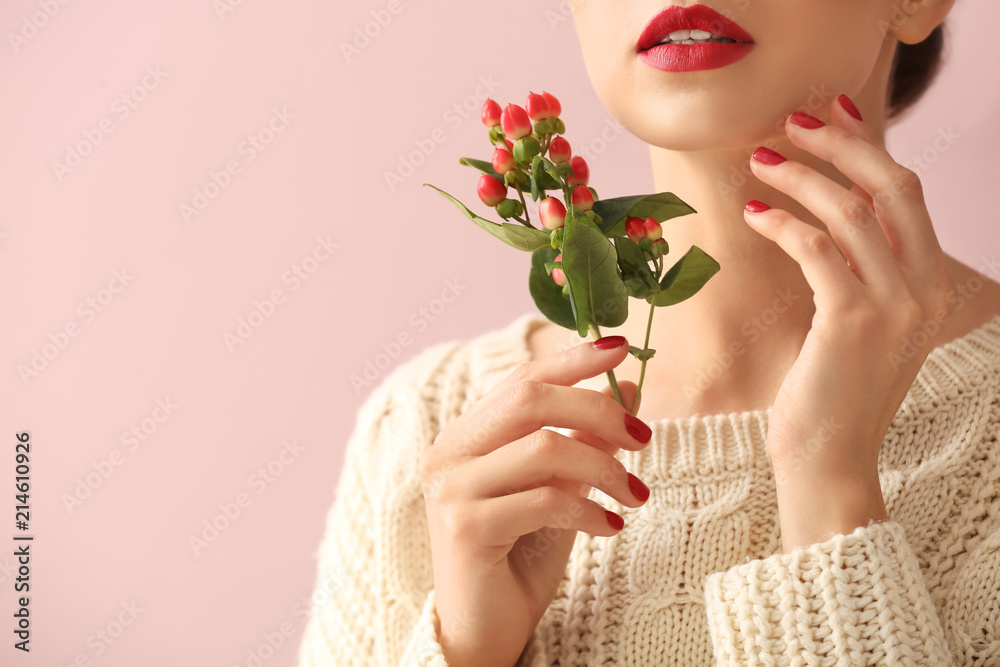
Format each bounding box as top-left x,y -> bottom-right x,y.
590,323 -> 623,407
632,298 -> 656,416
513,184 -> 535,228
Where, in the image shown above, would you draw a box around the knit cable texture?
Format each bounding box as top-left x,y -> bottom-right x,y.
297,312 -> 1000,666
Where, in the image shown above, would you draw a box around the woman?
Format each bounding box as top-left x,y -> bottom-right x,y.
299,0 -> 1000,664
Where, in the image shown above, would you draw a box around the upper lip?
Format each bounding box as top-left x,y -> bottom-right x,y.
636,4 -> 755,51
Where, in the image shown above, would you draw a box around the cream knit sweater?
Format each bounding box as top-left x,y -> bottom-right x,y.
297,311 -> 1000,666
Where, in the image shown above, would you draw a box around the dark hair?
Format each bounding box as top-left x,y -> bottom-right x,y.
888,23 -> 946,121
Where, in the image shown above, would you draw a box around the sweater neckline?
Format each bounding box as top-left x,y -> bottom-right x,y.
472,311 -> 1000,478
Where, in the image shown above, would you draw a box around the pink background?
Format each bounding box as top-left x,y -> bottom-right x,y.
0,1 -> 997,665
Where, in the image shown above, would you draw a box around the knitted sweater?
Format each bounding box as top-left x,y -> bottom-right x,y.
297,311 -> 1000,666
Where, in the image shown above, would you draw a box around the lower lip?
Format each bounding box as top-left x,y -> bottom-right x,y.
638,42 -> 755,72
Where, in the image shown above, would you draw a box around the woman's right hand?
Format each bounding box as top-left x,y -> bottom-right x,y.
418,334 -> 653,667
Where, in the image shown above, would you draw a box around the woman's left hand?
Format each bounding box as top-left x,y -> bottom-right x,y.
743,94 -> 959,553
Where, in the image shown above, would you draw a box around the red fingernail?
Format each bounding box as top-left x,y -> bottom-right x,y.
745,200 -> 771,214
627,472 -> 649,502
788,111 -> 825,129
624,413 -> 651,443
592,335 -> 627,350
751,147 -> 786,165
605,510 -> 624,531
838,94 -> 863,121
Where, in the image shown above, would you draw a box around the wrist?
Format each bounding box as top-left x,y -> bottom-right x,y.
774,472 -> 888,554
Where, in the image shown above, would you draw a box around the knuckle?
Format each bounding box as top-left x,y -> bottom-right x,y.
508,360 -> 533,384
441,502 -> 479,542
840,198 -> 876,231
523,427 -> 559,459
894,166 -> 923,197
527,485 -> 562,514
802,230 -> 835,256
501,378 -> 543,414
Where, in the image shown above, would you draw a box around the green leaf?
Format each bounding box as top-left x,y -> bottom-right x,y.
424,184 -> 550,252
562,209 -> 629,337
458,157 -> 503,180
529,247 -> 577,331
537,156 -> 563,190
628,345 -> 656,362
594,192 -> 697,237
614,237 -> 660,299
650,245 -> 720,306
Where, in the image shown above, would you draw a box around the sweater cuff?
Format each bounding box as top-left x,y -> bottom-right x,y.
703,519 -> 952,665
398,588 -> 450,666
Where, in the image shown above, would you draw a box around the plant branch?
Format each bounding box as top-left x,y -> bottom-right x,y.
590,323 -> 624,408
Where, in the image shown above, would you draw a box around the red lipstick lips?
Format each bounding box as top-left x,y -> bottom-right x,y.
637,4 -> 755,72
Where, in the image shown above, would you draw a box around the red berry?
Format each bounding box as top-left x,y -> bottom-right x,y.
625,216 -> 646,242
571,185 -> 594,212
477,174 -> 507,207
552,253 -> 566,286
552,267 -> 567,287
526,92 -> 551,121
567,155 -> 589,186
643,217 -> 662,240
492,148 -> 516,175
501,104 -> 532,141
504,137 -> 514,150
481,99 -> 502,128
542,91 -> 561,118
539,197 -> 567,230
547,136 -> 571,164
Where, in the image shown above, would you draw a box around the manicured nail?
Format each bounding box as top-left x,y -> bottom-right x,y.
624,413 -> 652,443
838,94 -> 863,121
592,335 -> 627,350
605,509 -> 624,531
751,147 -> 786,166
627,472 -> 649,502
788,111 -> 825,129
745,200 -> 771,214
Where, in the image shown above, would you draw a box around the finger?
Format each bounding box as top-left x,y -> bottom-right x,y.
784,95 -> 938,273
749,147 -> 907,298
477,485 -> 625,544
442,339 -> 652,457
559,380 -> 638,458
542,380 -> 639,500
743,205 -> 865,310
463,427 -> 646,508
